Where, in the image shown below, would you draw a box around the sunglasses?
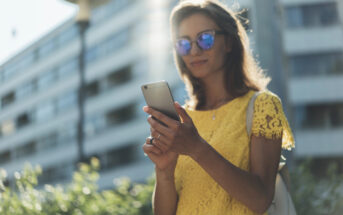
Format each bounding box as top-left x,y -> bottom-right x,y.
175,30 -> 225,56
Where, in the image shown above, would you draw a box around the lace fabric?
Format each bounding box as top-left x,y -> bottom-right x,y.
174,90 -> 295,215
252,91 -> 295,150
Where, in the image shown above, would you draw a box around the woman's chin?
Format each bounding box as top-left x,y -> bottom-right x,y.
190,70 -> 210,79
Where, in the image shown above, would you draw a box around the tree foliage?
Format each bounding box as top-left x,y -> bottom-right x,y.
290,159 -> 343,215
0,158 -> 154,215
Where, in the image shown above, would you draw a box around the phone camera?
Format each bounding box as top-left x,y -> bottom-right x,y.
144,85 -> 148,89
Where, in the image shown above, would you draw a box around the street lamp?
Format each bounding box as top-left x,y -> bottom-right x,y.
64,0 -> 109,162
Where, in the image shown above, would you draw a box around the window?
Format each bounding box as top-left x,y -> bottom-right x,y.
91,0 -> 134,25
330,105 -> 343,127
105,29 -> 129,55
85,29 -> 130,64
58,25 -> 78,45
57,90 -> 77,113
1,91 -> 15,108
58,57 -> 78,78
16,80 -> 36,100
106,103 -> 136,127
0,150 -> 11,164
16,112 -> 31,129
85,80 -> 100,98
18,54 -> 35,70
34,100 -> 56,122
15,141 -> 36,158
37,70 -> 57,90
295,103 -> 343,129
36,133 -> 58,151
3,63 -> 20,81
107,65 -> 132,88
286,3 -> 339,28
289,52 -> 343,77
38,40 -> 57,58
85,114 -> 106,137
286,7 -> 302,28
99,143 -> 138,171
39,163 -> 72,184
57,124 -> 77,145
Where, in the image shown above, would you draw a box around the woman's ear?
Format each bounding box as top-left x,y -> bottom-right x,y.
225,37 -> 232,53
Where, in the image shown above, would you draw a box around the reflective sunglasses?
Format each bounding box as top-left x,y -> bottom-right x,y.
175,30 -> 225,56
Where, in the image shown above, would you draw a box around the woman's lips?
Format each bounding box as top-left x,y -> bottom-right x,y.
190,59 -> 207,67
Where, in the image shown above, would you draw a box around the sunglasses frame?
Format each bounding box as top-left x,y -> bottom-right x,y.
175,29 -> 226,56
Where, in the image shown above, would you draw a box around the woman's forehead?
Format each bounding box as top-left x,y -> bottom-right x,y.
178,13 -> 219,37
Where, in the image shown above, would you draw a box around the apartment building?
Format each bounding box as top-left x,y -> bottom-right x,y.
241,0 -> 343,169
0,0 -> 184,189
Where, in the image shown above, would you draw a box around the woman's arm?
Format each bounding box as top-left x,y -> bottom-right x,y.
153,167 -> 178,215
191,135 -> 281,214
142,136 -> 179,215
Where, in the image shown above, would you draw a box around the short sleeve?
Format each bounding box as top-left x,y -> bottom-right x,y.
252,91 -> 295,150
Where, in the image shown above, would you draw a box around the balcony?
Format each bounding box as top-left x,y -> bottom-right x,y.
284,26 -> 343,55
289,75 -> 343,105
294,128 -> 343,157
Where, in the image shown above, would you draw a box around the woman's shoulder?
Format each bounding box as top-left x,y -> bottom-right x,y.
253,90 -> 280,101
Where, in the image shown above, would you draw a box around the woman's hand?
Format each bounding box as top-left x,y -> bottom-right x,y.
143,102 -> 206,157
142,138 -> 178,171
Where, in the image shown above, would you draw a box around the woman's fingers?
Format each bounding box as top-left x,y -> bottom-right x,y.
148,116 -> 174,139
143,138 -> 162,155
153,138 -> 169,153
174,102 -> 192,124
143,106 -> 179,128
146,135 -> 169,153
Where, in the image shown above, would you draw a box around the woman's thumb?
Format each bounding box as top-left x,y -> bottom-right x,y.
174,102 -> 192,123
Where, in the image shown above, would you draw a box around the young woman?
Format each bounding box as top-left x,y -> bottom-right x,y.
142,0 -> 295,214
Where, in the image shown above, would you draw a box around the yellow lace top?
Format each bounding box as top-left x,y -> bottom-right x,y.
174,90 -> 295,215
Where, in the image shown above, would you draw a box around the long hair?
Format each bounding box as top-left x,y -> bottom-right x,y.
170,0 -> 270,110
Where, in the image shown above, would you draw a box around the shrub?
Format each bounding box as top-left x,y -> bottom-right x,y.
0,158 -> 154,215
290,159 -> 343,215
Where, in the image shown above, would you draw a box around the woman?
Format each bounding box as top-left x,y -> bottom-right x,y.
142,0 -> 295,214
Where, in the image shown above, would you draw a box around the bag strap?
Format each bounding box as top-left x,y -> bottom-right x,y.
246,91 -> 261,137
246,91 -> 292,192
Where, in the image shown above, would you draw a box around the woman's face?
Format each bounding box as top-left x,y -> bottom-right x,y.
177,13 -> 231,80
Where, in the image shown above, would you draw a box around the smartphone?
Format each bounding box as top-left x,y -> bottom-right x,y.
141,80 -> 180,122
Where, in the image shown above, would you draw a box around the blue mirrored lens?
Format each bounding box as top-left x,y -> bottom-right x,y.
198,33 -> 214,50
176,39 -> 191,56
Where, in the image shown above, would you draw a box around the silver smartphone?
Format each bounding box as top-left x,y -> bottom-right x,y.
141,80 -> 180,122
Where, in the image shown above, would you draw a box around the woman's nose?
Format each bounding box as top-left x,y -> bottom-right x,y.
189,41 -> 202,56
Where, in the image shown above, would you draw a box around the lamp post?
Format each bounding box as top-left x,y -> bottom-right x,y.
64,0 -> 108,162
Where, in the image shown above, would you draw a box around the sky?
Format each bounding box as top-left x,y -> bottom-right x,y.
0,0 -> 77,65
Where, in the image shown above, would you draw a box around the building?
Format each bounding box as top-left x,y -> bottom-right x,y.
237,0 -> 343,171
0,0 -> 342,189
0,0 -> 183,189
282,0 -> 343,166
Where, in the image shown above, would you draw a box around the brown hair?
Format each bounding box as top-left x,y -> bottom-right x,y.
170,0 -> 270,110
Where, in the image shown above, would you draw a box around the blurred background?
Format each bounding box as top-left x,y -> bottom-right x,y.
0,0 -> 342,213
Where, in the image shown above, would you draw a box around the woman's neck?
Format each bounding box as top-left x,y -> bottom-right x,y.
201,76 -> 233,110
